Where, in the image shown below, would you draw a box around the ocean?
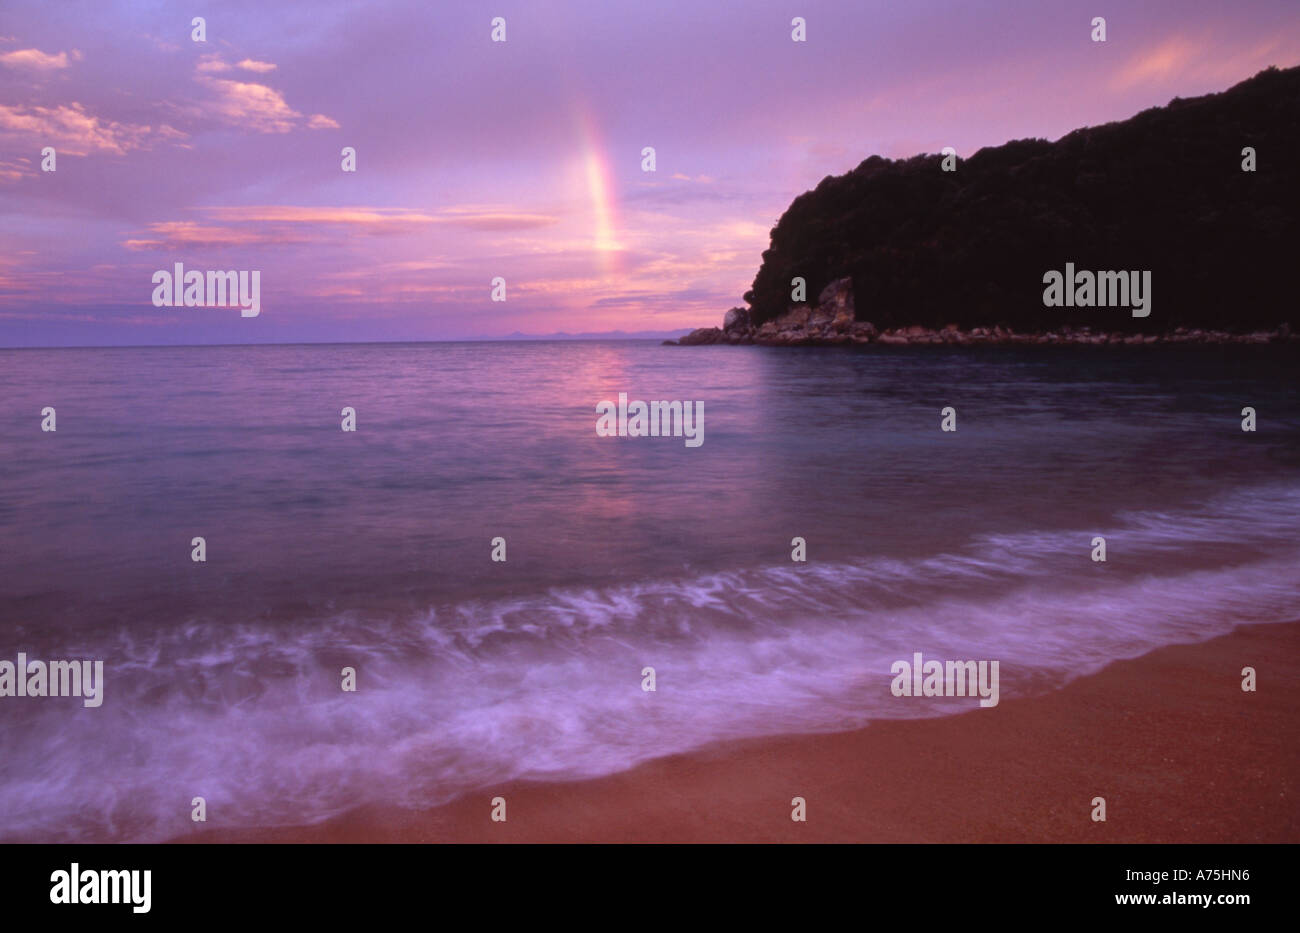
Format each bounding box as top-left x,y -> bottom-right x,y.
1,340 -> 1297,841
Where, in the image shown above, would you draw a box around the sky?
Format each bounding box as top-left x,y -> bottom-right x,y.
1,0 -> 1298,347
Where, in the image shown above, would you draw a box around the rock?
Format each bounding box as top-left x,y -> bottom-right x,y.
677,327 -> 723,346
678,315 -> 1292,348
808,308 -> 835,329
816,277 -> 855,318
722,307 -> 751,334
775,306 -> 811,328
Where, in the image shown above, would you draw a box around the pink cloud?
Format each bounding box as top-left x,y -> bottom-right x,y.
190,56 -> 338,133
0,157 -> 30,182
1111,33 -> 1300,92
0,102 -> 186,156
0,47 -> 78,70
199,205 -> 436,226
195,55 -> 231,74
122,221 -> 310,251
201,205 -> 555,230
194,76 -> 304,133
117,206 -> 561,255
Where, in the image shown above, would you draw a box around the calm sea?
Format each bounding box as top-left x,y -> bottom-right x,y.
1,340 -> 1297,840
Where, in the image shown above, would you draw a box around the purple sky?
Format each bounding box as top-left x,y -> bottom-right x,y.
1,0 -> 1297,346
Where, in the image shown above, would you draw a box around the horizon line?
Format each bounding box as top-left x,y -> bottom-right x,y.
0,334 -> 690,351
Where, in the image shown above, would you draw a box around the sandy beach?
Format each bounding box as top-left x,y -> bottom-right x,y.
177,620 -> 1300,844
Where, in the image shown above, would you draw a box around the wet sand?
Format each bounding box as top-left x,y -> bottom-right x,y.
177,621 -> 1300,843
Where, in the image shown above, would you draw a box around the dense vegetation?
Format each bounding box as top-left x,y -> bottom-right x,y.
742,66 -> 1299,333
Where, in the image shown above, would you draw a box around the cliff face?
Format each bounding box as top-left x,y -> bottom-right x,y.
737,66 -> 1300,335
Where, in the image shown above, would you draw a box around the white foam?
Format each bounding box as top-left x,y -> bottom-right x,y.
2,484 -> 1297,841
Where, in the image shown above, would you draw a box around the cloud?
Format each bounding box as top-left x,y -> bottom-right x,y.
1111,36 -> 1201,90
190,56 -> 337,133
321,260 -> 455,279
122,221 -> 310,251
0,102 -> 186,155
197,55 -> 280,75
0,158 -> 30,182
141,33 -> 182,53
120,207 -> 434,251
118,205 -> 559,251
195,55 -> 231,74
202,205 -> 556,230
1110,33 -> 1300,93
194,76 -> 305,133
0,47 -> 78,70
198,205 -> 437,226
429,208 -> 559,230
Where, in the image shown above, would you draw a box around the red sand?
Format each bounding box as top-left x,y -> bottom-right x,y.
179,621 -> 1300,843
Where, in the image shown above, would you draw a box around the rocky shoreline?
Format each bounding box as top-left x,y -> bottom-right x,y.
667,278 -> 1297,348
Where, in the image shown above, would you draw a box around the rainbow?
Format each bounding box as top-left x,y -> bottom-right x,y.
574,104 -> 622,274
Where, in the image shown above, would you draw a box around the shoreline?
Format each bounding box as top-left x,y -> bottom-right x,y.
668,323 -> 1299,347
175,620 -> 1300,844
667,279 -> 1297,347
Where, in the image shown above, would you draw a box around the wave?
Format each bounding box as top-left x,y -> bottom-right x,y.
1,483 -> 1298,841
